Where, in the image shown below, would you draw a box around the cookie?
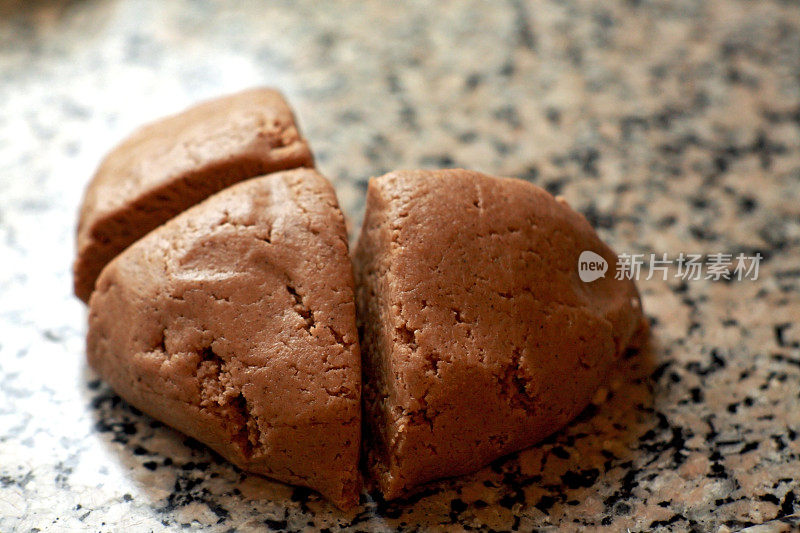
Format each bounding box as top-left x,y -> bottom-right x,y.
74,88 -> 314,302
353,169 -> 646,499
87,169 -> 360,509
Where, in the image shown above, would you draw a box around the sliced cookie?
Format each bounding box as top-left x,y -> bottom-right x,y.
87,169 -> 360,509
74,88 -> 314,302
353,169 -> 646,499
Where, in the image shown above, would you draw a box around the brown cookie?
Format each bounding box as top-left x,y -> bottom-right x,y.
353,169 -> 646,500
74,88 -> 314,302
87,169 -> 361,509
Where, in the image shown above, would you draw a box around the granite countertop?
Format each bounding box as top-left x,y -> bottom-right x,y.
1,0 -> 799,531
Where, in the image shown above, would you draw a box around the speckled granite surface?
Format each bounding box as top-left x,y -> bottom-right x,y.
1,0 -> 799,531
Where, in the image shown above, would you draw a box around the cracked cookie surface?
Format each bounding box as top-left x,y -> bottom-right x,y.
354,169 -> 646,500
87,169 -> 360,509
74,88 -> 314,303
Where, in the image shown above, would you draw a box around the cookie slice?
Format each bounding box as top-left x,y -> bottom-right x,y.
354,169 -> 646,499
87,169 -> 360,509
74,88 -> 314,302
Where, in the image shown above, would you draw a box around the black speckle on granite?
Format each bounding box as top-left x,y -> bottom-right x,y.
561,468 -> 600,490
264,517 -> 288,530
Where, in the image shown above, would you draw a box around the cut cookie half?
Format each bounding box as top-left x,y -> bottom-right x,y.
353,169 -> 646,499
74,88 -> 314,302
87,169 -> 360,509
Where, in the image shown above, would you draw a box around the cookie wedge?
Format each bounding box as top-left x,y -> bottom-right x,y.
74,88 -> 314,302
354,169 -> 646,499
87,169 -> 360,509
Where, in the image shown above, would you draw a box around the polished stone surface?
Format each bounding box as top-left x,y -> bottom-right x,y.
1,0 -> 799,531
